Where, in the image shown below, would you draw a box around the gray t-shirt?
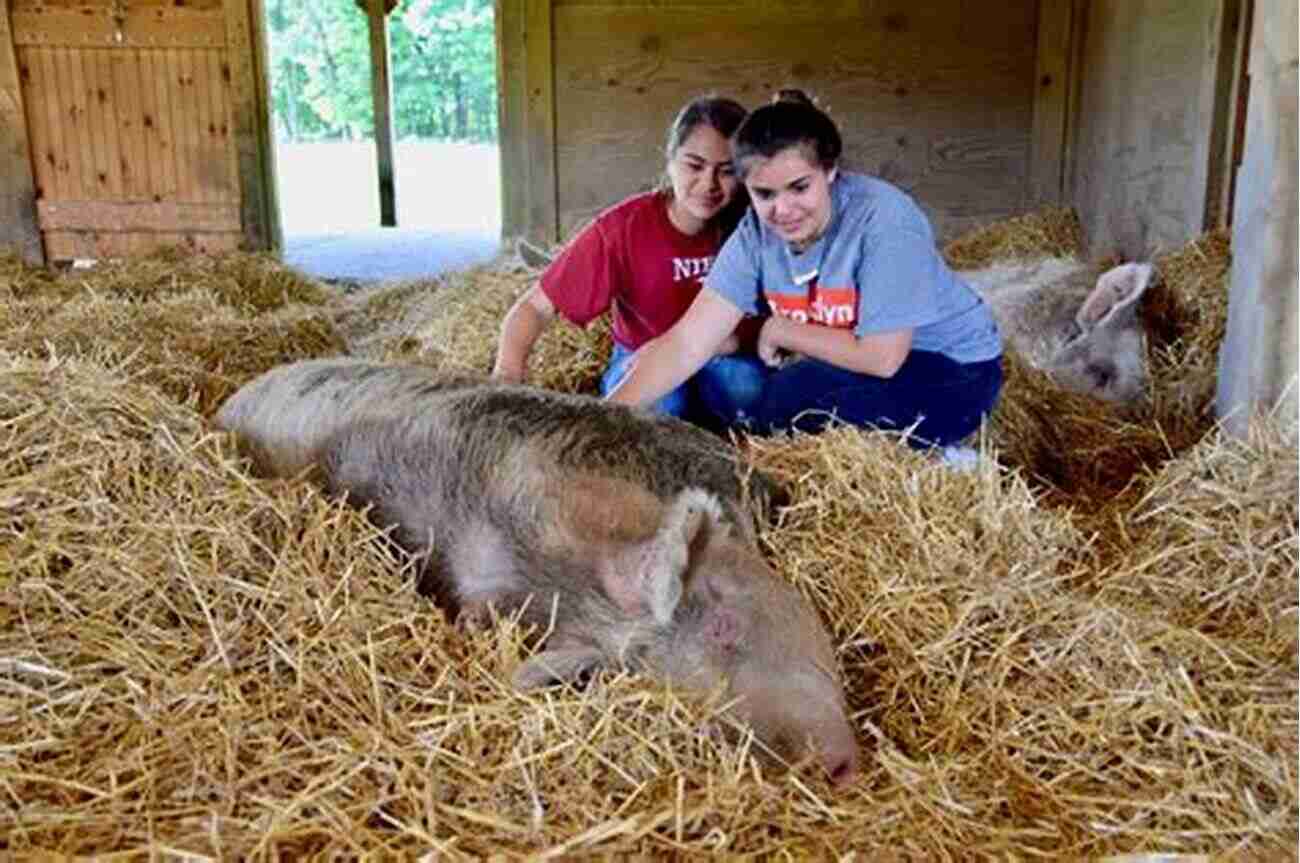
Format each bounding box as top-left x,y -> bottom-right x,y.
706,171 -> 1001,364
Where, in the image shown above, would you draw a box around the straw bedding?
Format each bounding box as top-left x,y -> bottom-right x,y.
0,216 -> 1294,858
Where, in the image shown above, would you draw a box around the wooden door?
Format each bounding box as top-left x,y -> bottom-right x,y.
8,0 -> 276,260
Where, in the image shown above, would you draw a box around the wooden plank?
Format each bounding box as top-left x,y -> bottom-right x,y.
1198,0 -> 1245,231
80,48 -> 114,197
207,48 -> 238,202
367,0 -> 397,226
174,47 -> 200,201
42,229 -> 242,260
1029,0 -> 1074,205
11,6 -> 227,49
163,48 -> 187,200
16,47 -> 52,199
191,47 -> 215,202
36,200 -> 241,232
111,47 -> 146,198
54,45 -> 91,197
1,6 -> 44,263
93,48 -> 125,197
523,0 -> 557,243
13,0 -> 222,10
225,0 -> 279,251
36,47 -> 69,200
138,48 -> 167,201
151,45 -> 178,200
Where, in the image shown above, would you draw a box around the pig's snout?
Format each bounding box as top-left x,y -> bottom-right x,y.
823,730 -> 860,786
740,678 -> 860,787
811,715 -> 860,787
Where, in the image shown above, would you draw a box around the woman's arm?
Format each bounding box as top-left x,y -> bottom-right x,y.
492,284 -> 558,383
758,316 -> 912,377
606,288 -> 743,406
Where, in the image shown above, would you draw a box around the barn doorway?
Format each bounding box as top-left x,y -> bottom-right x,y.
263,0 -> 501,282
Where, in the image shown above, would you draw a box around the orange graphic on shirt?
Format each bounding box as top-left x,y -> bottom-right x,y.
768,285 -> 857,328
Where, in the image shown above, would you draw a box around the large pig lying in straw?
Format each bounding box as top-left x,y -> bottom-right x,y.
215,358 -> 859,785
960,258 -> 1157,403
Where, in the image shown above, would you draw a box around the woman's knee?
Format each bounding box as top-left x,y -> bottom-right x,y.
694,354 -> 770,424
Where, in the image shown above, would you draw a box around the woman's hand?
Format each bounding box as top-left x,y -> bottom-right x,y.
757,316 -> 790,367
757,315 -> 913,378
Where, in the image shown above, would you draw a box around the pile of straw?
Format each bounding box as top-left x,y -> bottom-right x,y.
1,215 -> 1294,857
0,249 -> 344,416
343,258 -> 612,394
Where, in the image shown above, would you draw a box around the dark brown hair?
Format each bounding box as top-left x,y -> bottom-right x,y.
732,89 -> 842,179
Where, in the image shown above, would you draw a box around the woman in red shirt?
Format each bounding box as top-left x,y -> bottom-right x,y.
492,95 -> 765,427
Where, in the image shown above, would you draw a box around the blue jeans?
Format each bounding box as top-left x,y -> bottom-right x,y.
601,343 -> 769,431
744,351 -> 1004,448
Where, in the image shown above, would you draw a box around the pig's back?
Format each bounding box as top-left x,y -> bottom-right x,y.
214,358 -> 479,477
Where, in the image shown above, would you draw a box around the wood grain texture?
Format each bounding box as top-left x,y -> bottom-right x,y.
545,0 -> 1037,242
9,0 -> 266,259
1069,0 -> 1228,258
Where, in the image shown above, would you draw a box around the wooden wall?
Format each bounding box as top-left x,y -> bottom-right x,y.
1216,0 -> 1298,432
1068,0 -> 1244,259
501,0 -> 1052,245
3,0 -> 276,261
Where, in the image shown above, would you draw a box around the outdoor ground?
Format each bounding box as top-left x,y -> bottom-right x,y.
274,139 -> 503,282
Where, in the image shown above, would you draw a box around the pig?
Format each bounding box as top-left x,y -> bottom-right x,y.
215,358 -> 859,785
959,258 -> 1157,403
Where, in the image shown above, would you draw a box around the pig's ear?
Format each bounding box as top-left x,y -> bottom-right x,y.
1076,263 -> 1155,332
601,489 -> 724,625
513,645 -> 605,690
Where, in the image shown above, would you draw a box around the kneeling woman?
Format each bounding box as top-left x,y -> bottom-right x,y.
607,91 -> 1003,449
493,95 -> 765,429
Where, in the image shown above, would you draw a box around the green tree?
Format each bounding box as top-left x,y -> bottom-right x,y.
266,0 -> 497,143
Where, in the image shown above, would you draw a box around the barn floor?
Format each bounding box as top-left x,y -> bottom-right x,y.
280,226 -> 501,286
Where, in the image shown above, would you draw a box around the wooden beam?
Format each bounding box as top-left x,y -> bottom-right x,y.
1191,0 -> 1244,234
367,0 -> 396,227
223,0 -> 279,251
523,0 -> 557,243
0,2 -> 43,264
43,230 -> 242,260
1216,0 -> 1298,434
1028,0 -> 1077,206
1203,0 -> 1250,230
11,6 -> 226,48
495,0 -> 526,240
36,200 -> 240,232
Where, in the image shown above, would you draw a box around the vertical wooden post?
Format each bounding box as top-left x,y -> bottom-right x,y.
495,0 -> 526,241
225,0 -> 280,251
1192,0 -> 1245,234
0,3 -> 43,264
366,0 -> 396,227
1028,0 -> 1078,206
523,0 -> 557,243
1216,0 -> 1298,434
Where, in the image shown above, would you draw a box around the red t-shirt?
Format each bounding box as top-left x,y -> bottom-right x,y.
540,191 -> 726,351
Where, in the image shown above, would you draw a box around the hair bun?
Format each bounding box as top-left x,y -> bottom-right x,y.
773,88 -> 814,106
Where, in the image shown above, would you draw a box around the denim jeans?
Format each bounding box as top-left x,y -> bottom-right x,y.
601,343 -> 769,430
745,351 -> 1004,448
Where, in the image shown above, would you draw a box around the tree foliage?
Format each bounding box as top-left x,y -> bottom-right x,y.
267,0 -> 498,143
